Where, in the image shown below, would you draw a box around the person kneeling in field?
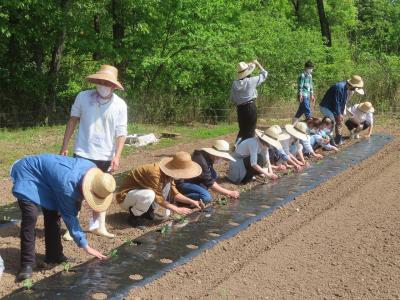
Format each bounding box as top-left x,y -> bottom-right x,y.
115,152 -> 204,227
176,140 -> 240,204
345,101 -> 375,139
268,125 -> 305,172
228,127 -> 281,184
10,154 -> 113,281
284,122 -> 323,167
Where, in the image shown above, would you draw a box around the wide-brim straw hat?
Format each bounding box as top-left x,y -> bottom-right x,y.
202,140 -> 235,162
237,62 -> 256,80
358,101 -> 375,113
285,122 -> 308,141
347,75 -> 364,95
159,151 -> 202,179
255,128 -> 282,150
270,125 -> 291,141
86,65 -> 124,90
82,168 -> 116,212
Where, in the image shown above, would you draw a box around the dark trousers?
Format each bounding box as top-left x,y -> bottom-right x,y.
242,154 -> 265,183
294,96 -> 312,119
345,119 -> 370,131
236,101 -> 257,142
18,200 -> 63,267
73,154 -> 111,172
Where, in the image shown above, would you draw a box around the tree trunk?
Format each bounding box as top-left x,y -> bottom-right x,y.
46,0 -> 69,124
111,0 -> 126,76
93,14 -> 101,60
290,0 -> 300,20
316,0 -> 332,47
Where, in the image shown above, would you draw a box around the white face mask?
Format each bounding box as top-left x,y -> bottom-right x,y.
96,84 -> 113,99
305,68 -> 313,74
348,89 -> 355,96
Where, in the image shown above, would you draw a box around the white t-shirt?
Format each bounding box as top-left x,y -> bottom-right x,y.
71,90 -> 128,161
281,137 -> 303,155
348,104 -> 374,125
235,137 -> 270,167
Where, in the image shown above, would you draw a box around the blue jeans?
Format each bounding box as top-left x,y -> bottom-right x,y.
177,182 -> 213,204
295,96 -> 311,119
319,106 -> 335,123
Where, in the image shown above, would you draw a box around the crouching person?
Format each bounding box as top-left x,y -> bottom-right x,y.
115,152 -> 203,227
177,140 -> 240,204
10,154 -> 112,281
228,127 -> 282,184
346,101 -> 374,139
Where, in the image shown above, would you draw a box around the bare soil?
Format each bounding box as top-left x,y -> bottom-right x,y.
1,126 -> 399,299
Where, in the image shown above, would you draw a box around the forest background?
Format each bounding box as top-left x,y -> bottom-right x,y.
0,0 -> 399,127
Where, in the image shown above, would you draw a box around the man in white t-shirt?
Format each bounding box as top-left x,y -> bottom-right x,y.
60,65 -> 128,238
345,102 -> 374,139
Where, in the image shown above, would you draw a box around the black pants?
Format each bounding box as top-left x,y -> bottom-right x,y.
18,200 -> 63,267
73,154 -> 111,172
242,154 -> 266,183
236,101 -> 257,142
345,119 -> 370,131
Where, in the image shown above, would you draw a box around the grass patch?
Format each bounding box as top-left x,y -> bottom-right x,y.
0,122 -> 238,178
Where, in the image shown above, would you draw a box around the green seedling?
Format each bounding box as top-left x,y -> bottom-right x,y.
287,169 -> 294,176
160,224 -> 171,235
62,262 -> 72,272
23,278 -> 33,290
217,196 -> 228,206
108,249 -> 118,258
175,214 -> 188,224
124,239 -> 134,246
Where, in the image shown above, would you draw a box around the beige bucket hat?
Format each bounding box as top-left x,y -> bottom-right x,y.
86,65 -> 124,90
202,140 -> 235,162
270,125 -> 291,141
347,75 -> 364,95
236,62 -> 256,80
285,122 -> 308,141
82,168 -> 116,212
255,128 -> 283,150
357,101 -> 374,113
159,151 -> 202,179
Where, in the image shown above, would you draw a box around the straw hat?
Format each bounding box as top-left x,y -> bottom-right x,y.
86,65 -> 124,90
202,140 -> 235,162
159,151 -> 202,179
255,128 -> 282,150
347,75 -> 364,95
285,122 -> 308,141
270,125 -> 291,141
357,101 -> 375,113
236,62 -> 256,80
82,168 -> 116,212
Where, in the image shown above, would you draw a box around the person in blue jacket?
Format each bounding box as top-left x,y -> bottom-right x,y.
10,154 -> 115,281
319,75 -> 364,145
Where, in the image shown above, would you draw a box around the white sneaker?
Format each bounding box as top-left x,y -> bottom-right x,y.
355,134 -> 360,139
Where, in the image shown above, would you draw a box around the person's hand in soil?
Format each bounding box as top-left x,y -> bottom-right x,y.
314,153 -> 323,160
174,207 -> 192,215
268,173 -> 279,180
227,190 -> 240,199
84,245 -> 107,260
277,164 -> 287,171
190,200 -> 203,210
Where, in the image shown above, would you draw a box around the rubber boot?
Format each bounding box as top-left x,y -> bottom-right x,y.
91,211 -> 115,238
292,117 -> 299,125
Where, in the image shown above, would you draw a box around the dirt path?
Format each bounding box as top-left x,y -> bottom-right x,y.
130,137 -> 400,299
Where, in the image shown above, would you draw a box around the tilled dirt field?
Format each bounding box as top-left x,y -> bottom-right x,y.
130,132 -> 400,299
1,127 -> 399,299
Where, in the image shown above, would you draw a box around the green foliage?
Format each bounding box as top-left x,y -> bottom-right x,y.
0,0 -> 399,126
175,214 -> 188,224
108,249 -> 118,258
62,262 -> 71,272
22,278 -> 33,290
160,224 -> 171,235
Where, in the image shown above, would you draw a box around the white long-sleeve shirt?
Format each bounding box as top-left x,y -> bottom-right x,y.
348,104 -> 374,125
230,69 -> 268,105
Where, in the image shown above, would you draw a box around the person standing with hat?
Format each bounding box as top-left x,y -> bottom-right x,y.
228,128 -> 281,184
176,140 -> 240,204
231,60 -> 268,144
60,64 -> 128,238
345,101 -> 375,139
319,75 -> 365,145
293,61 -> 315,124
10,154 -> 114,281
115,152 -> 204,227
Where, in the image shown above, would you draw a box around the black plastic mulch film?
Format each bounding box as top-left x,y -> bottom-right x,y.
2,134 -> 393,299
